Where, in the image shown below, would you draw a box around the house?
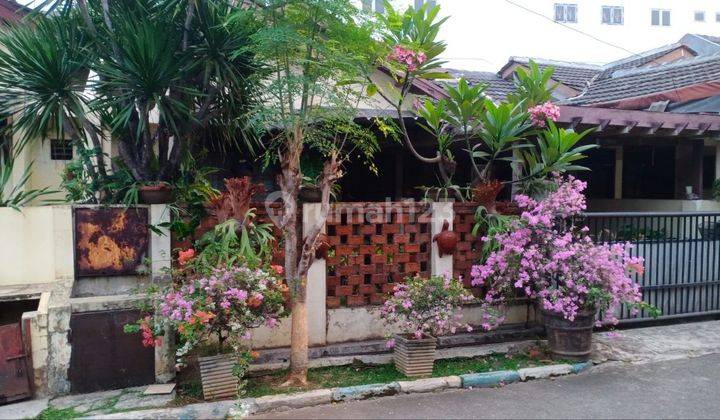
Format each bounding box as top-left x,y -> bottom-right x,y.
440,34 -> 720,212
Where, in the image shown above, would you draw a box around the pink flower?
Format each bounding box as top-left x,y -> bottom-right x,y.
529,101 -> 561,127
178,248 -> 195,266
386,338 -> 396,349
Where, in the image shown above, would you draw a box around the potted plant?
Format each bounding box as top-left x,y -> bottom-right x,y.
471,176 -> 658,361
380,275 -> 473,377
138,181 -> 173,204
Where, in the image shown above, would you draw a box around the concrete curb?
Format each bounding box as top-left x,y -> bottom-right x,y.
227,362 -> 594,418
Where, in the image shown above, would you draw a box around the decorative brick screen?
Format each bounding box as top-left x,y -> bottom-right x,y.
325,202 -> 432,308
452,203 -> 483,296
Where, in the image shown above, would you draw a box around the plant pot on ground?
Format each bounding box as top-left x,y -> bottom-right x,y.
393,334 -> 437,377
139,182 -> 173,204
541,308 -> 595,361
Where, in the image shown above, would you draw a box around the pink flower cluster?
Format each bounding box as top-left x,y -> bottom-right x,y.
380,274 -> 474,340
471,175 -> 645,325
528,101 -> 561,127
388,45 -> 427,72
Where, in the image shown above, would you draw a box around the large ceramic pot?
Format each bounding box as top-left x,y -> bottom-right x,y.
139,184 -> 173,204
542,308 -> 595,361
394,334 -> 437,377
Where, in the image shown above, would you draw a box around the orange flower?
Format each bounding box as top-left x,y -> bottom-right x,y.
178,248 -> 196,266
270,265 -> 284,275
247,296 -> 263,309
178,324 -> 186,334
193,310 -> 215,324
627,262 -> 645,276
250,351 -> 260,359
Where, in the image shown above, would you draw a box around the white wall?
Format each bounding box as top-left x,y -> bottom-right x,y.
373,0 -> 720,70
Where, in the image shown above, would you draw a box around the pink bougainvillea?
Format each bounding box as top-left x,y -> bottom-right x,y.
528,101 -> 561,127
471,175 -> 652,326
388,45 -> 427,72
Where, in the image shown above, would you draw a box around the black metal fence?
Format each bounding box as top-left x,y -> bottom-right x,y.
582,212 -> 720,322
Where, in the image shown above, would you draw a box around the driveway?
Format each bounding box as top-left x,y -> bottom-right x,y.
254,353 -> 720,419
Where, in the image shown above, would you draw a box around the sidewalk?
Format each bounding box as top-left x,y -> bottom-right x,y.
3,320 -> 719,419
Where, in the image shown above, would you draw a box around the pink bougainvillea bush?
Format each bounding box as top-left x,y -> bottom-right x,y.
380,275 -> 474,344
471,175 -> 658,327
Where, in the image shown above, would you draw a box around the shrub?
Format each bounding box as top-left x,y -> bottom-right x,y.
471,175 -> 658,326
380,275 -> 474,341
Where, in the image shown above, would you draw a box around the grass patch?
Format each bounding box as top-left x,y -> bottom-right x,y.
35,407 -> 81,420
239,347 -> 560,398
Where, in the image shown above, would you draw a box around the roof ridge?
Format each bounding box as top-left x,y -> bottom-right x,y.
508,56 -> 602,70
602,42 -> 685,69
608,53 -> 720,79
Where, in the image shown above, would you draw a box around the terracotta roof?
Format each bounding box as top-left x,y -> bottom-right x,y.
443,69 -> 516,102
562,54 -> 720,107
0,0 -> 27,23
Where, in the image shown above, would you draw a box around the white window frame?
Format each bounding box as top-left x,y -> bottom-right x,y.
362,0 -> 384,13
651,9 -> 671,26
554,3 -> 578,23
601,6 -> 623,25
695,11 -> 705,22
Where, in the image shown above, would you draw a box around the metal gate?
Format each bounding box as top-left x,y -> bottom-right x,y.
0,322 -> 32,404
583,212 -> 720,322
69,310 -> 154,393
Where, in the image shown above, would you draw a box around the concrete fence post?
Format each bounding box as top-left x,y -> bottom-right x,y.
430,201 -> 454,277
303,203 -> 328,346
149,204 -> 176,383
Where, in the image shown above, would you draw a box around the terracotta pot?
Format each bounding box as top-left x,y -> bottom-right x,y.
299,186 -> 322,202
433,220 -> 458,257
139,184 -> 172,204
315,233 -> 330,259
542,308 -> 595,361
394,334 -> 437,377
472,181 -> 504,214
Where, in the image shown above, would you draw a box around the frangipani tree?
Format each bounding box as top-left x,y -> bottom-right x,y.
0,0 -> 259,201
375,3 -> 595,201
246,0 -> 379,385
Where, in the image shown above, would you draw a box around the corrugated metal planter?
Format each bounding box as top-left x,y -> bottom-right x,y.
198,354 -> 238,400
542,309 -> 595,361
394,334 -> 436,377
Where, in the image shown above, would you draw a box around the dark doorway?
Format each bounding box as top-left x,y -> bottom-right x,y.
623,145 -> 676,199
69,310 -> 154,393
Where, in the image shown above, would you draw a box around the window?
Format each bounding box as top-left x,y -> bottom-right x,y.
414,0 -> 436,10
50,139 -> 73,160
602,6 -> 623,25
361,0 -> 384,13
716,12 -> 720,22
695,11 -> 705,22
554,4 -> 578,23
651,9 -> 671,26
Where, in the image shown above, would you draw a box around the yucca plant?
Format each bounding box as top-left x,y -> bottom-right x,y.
0,152 -> 54,210
0,0 -> 260,195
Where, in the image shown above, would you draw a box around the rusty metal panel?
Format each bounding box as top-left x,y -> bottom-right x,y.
198,355 -> 238,400
74,207 -> 149,277
0,323 -> 32,404
69,310 -> 154,393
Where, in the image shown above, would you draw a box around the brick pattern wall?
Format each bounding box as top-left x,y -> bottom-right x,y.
452,203 -> 483,296
325,202 -> 432,308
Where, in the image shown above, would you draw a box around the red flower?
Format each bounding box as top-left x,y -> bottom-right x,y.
178,248 -> 196,266
270,265 -> 284,275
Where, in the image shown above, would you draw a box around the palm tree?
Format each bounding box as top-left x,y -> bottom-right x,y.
0,0 -> 260,199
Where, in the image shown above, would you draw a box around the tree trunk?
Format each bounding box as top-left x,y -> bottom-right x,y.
286,289 -> 308,386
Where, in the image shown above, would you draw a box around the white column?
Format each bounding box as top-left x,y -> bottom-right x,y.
430,201 -> 453,277
149,204 -> 171,282
303,203 -> 327,346
614,146 -> 624,200
149,204 -> 175,382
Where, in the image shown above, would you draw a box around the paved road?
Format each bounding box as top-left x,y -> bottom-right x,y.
254,354 -> 720,419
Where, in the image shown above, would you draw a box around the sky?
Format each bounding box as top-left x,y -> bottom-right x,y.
18,0 -> 720,72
